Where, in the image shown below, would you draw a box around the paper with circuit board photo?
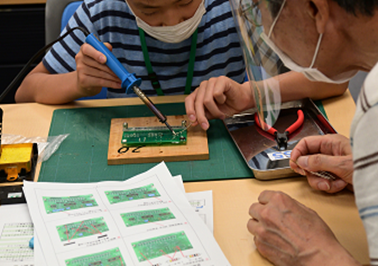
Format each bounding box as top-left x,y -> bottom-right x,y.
23,162 -> 230,265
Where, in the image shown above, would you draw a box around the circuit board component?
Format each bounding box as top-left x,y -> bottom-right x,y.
121,121 -> 187,146
43,194 -> 98,214
132,231 -> 193,262
105,183 -> 160,204
121,207 -> 175,227
56,217 -> 109,242
65,248 -> 125,266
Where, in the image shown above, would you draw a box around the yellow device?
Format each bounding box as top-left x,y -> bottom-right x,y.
0,143 -> 35,182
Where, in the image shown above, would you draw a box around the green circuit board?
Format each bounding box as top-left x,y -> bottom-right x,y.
122,125 -> 187,146
56,217 -> 109,242
121,207 -> 175,227
43,194 -> 98,214
65,248 -> 125,266
132,231 -> 193,262
105,183 -> 160,204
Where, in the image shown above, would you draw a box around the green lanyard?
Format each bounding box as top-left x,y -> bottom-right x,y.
138,28 -> 198,95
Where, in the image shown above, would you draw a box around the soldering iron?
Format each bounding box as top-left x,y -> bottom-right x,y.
1,27 -> 176,135
85,33 -> 176,135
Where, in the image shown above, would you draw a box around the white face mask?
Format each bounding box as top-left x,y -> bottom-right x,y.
126,0 -> 206,43
262,0 -> 357,84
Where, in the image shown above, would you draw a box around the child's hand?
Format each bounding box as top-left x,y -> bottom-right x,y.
75,42 -> 122,97
185,76 -> 254,130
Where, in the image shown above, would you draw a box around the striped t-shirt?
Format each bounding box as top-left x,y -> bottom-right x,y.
350,62 -> 378,265
42,0 -> 245,98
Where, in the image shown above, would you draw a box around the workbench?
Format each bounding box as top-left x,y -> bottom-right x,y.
0,92 -> 369,265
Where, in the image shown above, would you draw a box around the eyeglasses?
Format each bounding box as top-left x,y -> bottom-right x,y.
239,0 -> 263,27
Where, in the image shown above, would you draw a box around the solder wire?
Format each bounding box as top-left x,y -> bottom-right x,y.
172,111 -> 235,138
173,122 -> 192,135
166,121 -> 192,141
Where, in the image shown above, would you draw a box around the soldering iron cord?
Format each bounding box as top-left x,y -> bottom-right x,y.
0,27 -> 90,103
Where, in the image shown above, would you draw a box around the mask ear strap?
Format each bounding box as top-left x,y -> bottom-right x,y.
309,33 -> 323,68
268,0 -> 287,38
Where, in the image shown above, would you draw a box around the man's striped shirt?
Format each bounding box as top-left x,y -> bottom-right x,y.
350,62 -> 378,265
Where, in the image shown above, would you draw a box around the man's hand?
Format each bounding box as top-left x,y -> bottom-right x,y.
248,190 -> 360,266
185,76 -> 253,130
75,42 -> 122,97
290,134 -> 354,193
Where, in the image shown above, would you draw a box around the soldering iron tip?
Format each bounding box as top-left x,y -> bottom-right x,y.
165,122 -> 176,136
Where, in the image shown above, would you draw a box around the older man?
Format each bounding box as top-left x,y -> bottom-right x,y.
254,0 -> 378,265
185,0 -> 378,265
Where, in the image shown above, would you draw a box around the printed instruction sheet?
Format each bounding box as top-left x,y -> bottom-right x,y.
24,162 -> 229,265
0,203 -> 34,266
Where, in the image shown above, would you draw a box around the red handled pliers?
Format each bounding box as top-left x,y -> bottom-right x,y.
254,110 -> 304,151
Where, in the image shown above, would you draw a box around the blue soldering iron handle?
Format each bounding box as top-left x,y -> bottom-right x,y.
85,33 -> 141,93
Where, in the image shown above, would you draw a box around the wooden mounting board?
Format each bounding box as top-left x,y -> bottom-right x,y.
108,115 -> 209,165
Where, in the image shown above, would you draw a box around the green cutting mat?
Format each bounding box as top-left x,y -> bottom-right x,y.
38,102 -> 327,183
38,103 -> 250,183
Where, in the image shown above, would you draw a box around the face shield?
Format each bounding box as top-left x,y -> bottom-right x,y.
229,0 -> 283,130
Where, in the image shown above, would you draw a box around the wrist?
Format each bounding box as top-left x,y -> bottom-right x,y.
241,81 -> 255,110
303,242 -> 361,266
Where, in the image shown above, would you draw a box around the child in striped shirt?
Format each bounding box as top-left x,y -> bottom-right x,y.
15,0 -> 246,103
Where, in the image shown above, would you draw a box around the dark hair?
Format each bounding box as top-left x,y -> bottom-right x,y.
332,0 -> 378,16
268,0 -> 378,17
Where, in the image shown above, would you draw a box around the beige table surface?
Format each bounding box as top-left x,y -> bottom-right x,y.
0,91 -> 368,265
